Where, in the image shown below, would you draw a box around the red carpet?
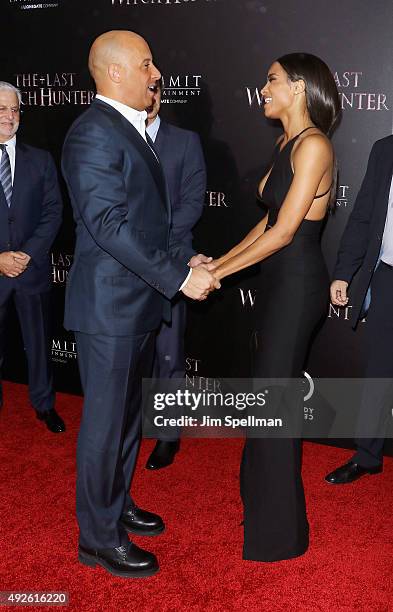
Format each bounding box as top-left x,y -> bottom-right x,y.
1,381 -> 393,611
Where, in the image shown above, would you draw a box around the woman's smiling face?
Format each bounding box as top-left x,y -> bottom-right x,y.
260,61 -> 297,119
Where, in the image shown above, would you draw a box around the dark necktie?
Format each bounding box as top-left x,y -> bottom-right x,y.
0,144 -> 12,207
146,133 -> 160,164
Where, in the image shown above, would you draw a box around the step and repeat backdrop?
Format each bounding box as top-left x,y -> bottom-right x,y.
2,0 -> 393,445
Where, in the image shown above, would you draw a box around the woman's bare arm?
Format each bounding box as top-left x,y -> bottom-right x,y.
213,135 -> 332,281
214,214 -> 268,267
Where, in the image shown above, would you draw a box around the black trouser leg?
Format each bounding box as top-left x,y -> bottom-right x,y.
75,331 -> 154,549
122,332 -> 155,509
0,289 -> 13,407
152,299 -> 186,441
14,291 -> 55,413
354,262 -> 393,468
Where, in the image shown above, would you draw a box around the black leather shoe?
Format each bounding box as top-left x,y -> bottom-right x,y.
325,461 -> 382,484
78,542 -> 158,577
120,506 -> 165,537
145,440 -> 180,470
36,408 -> 66,433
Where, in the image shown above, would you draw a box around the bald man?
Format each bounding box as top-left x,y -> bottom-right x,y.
62,31 -> 218,578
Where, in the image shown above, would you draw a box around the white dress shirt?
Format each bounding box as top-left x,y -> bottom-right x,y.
0,135 -> 16,184
146,115 -> 161,143
95,94 -> 147,141
95,96 -> 190,290
380,175 -> 393,266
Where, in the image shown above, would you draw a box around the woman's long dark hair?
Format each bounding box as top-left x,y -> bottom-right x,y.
277,52 -> 340,136
277,52 -> 341,207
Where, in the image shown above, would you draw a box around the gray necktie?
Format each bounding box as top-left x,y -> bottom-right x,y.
0,144 -> 12,207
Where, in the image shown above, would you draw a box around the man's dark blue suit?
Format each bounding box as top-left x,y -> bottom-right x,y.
335,135 -> 393,326
334,135 -> 393,468
0,142 -> 62,411
61,99 -> 193,549
152,120 -> 206,440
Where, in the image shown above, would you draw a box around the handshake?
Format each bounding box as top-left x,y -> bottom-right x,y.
0,251 -> 31,278
181,253 -> 220,301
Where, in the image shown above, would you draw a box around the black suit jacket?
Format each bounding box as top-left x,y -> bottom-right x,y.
0,141 -> 62,294
154,120 -> 206,249
334,135 -> 393,327
61,99 -> 190,336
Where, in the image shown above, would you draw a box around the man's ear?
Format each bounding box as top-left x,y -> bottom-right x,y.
108,63 -> 121,83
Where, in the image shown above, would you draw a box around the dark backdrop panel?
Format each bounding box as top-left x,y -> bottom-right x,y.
2,0 -> 393,445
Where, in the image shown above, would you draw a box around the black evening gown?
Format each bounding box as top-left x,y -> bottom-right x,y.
241,127 -> 330,561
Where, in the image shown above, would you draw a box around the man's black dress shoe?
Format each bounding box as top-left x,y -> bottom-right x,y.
36,408 -> 66,433
325,461 -> 382,484
146,440 -> 180,470
78,542 -> 158,577
120,506 -> 165,536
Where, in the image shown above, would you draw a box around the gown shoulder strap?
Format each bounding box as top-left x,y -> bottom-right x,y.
293,126 -> 315,141
314,184 -> 333,199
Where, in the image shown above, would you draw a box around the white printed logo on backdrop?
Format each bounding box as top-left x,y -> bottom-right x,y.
15,73 -> 94,107
246,72 -> 390,111
9,0 -> 60,10
111,0 -> 220,6
51,338 -> 77,364
51,252 -> 73,286
161,75 -> 202,105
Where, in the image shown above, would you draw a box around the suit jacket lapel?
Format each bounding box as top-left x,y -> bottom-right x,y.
94,100 -> 168,211
10,142 -> 29,211
377,146 -> 393,231
0,186 -> 7,210
146,127 -> 171,222
153,120 -> 167,156
383,159 -> 393,202
0,142 -> 28,211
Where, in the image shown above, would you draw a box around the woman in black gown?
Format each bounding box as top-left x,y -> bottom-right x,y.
209,53 -> 340,561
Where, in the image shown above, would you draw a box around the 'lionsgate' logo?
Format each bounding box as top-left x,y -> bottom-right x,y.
161,75 -> 202,105
9,0 -> 60,9
51,338 -> 77,364
15,73 -> 94,107
246,71 -> 390,111
51,252 -> 73,286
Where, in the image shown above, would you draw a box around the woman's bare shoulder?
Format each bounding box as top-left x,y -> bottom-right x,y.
294,130 -> 333,162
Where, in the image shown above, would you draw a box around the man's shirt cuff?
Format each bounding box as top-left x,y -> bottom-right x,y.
179,268 -> 193,291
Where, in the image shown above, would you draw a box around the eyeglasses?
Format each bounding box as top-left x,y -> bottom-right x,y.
0,107 -> 21,116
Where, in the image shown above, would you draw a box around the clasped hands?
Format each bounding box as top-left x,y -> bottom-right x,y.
181,253 -> 220,301
0,251 -> 31,278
